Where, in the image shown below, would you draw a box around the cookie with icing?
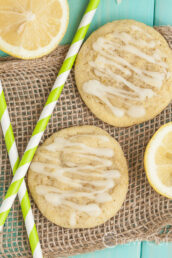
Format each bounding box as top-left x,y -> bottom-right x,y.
75,20 -> 172,127
28,126 -> 128,228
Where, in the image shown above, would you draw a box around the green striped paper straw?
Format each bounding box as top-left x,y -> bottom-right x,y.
0,0 -> 100,229
0,81 -> 43,257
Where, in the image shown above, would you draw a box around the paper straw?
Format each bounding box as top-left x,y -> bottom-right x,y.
0,81 -> 43,257
0,0 -> 100,229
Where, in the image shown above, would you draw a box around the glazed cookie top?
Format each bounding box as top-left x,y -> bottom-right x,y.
75,20 -> 172,127
28,126 -> 128,228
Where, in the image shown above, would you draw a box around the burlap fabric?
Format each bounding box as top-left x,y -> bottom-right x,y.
0,26 -> 172,257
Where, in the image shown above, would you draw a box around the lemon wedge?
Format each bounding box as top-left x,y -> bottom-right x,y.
144,122 -> 172,199
0,0 -> 69,59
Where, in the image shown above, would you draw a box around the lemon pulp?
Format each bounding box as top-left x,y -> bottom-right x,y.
0,0 -> 69,59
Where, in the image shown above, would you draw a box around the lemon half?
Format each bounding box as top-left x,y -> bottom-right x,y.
0,0 -> 69,59
144,122 -> 172,199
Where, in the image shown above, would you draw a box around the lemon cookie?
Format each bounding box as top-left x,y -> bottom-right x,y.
75,20 -> 172,127
28,126 -> 128,228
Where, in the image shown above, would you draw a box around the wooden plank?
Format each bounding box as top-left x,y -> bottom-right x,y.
142,241 -> 172,258
154,0 -> 172,25
70,241 -> 141,258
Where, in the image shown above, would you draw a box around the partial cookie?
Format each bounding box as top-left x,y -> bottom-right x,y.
75,20 -> 172,127
28,126 -> 128,228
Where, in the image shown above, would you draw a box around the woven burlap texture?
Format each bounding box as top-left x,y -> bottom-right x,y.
0,26 -> 172,257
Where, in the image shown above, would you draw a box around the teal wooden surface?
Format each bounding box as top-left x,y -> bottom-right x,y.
154,0 -> 172,26
70,242 -> 141,258
141,242 -> 172,258
0,0 -> 172,257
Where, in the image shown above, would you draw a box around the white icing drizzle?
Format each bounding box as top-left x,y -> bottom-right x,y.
90,60 -> 155,98
83,26 -> 169,118
31,135 -> 121,223
127,105 -> 146,118
111,32 -> 166,66
93,49 -> 165,89
83,80 -> 125,117
37,185 -> 102,216
131,25 -> 152,38
113,32 -> 156,48
84,80 -> 147,118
